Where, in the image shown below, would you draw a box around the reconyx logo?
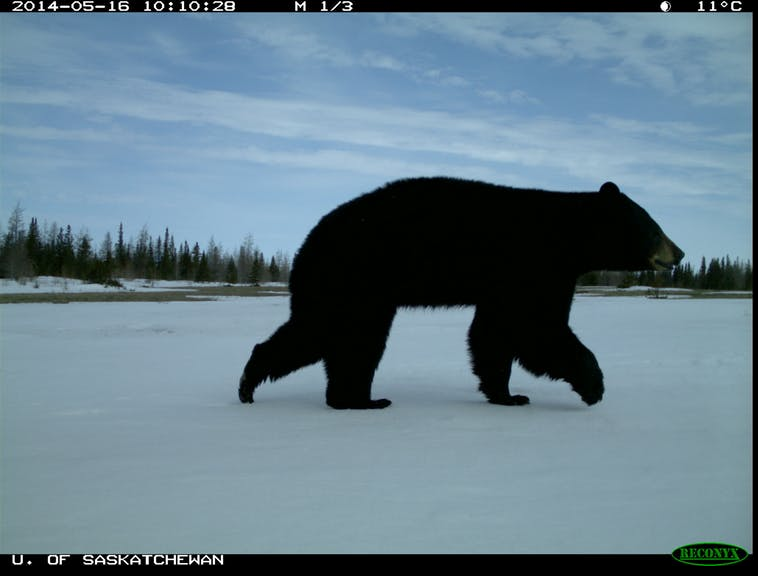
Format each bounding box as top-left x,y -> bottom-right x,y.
672,542 -> 749,566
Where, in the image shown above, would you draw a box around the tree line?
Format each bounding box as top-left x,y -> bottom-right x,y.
0,205 -> 290,285
0,204 -> 751,291
578,257 -> 752,291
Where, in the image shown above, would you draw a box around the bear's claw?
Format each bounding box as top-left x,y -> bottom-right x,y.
579,390 -> 603,406
487,394 -> 530,406
239,374 -> 254,404
327,398 -> 392,410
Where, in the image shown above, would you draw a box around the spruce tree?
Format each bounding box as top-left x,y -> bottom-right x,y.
145,240 -> 156,281
697,257 -> 707,289
116,223 -> 128,273
249,251 -> 263,285
1,203 -> 29,279
190,242 -> 199,263
268,256 -> 280,282
195,252 -> 210,282
133,226 -> 150,278
705,258 -> 723,290
225,257 -> 238,284
178,241 -> 193,280
26,217 -> 42,275
75,230 -> 93,280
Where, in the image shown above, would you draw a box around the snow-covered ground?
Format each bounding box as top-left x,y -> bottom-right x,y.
0,296 -> 751,554
2,276 -> 748,299
0,276 -> 231,294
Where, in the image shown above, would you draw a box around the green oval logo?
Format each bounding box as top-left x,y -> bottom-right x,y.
672,542 -> 749,566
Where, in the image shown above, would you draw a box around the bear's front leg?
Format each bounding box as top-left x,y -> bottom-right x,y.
568,342 -> 604,405
517,327 -> 604,406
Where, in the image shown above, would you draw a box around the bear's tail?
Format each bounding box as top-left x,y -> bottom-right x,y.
238,318 -> 322,403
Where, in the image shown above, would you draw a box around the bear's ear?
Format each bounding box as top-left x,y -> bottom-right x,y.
599,182 -> 621,195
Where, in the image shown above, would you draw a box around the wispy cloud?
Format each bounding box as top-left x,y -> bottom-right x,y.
4,74 -> 745,207
478,89 -> 540,106
148,30 -> 193,61
379,13 -> 751,106
231,16 -> 532,104
0,124 -> 113,143
233,18 -> 353,66
359,51 -> 408,72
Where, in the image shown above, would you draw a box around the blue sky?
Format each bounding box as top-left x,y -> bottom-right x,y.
0,13 -> 752,266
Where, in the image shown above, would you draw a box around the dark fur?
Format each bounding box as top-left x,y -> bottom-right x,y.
239,177 -> 683,409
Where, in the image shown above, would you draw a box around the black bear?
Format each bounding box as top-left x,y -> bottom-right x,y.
239,177 -> 683,409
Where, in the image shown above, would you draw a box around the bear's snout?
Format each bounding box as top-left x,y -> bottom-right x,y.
651,233 -> 684,270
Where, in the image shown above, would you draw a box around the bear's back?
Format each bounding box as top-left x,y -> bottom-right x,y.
311,177 -> 557,244
289,177 -> 592,306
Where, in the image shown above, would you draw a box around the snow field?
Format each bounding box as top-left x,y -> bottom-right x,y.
0,296 -> 752,553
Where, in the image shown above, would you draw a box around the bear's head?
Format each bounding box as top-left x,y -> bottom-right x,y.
592,182 -> 684,272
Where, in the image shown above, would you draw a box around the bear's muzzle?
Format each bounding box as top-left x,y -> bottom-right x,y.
650,233 -> 685,270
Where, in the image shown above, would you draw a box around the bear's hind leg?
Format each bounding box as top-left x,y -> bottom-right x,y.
468,305 -> 529,406
239,318 -> 322,404
323,306 -> 396,410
